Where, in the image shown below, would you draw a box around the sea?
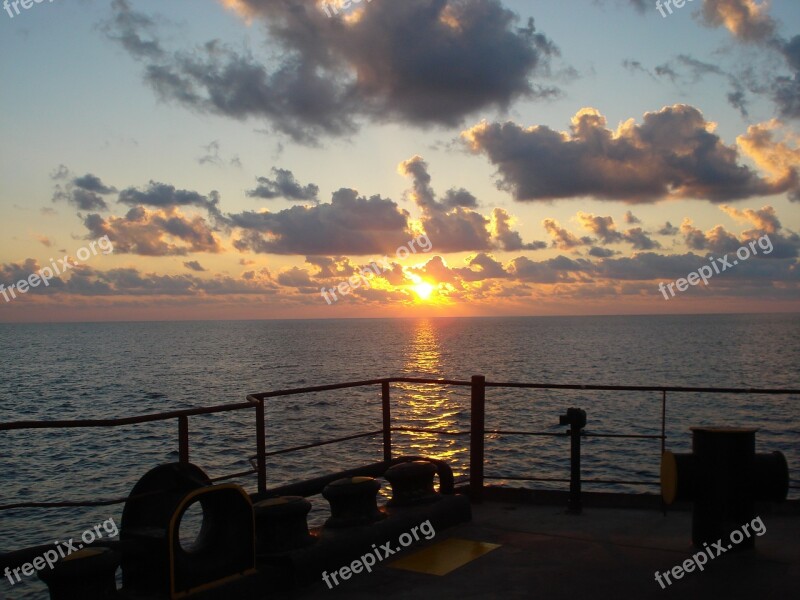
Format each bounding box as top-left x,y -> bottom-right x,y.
1,314 -> 798,598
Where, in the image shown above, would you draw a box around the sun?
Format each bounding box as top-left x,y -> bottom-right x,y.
413,282 -> 435,300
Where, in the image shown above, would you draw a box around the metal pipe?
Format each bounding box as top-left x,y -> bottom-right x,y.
470,375 -> 486,503
382,381 -> 392,462
178,416 -> 189,464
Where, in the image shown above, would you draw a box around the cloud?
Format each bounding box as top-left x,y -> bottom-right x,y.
183,261 -> 207,272
623,210 -> 641,224
697,0 -> 776,43
491,208 -> 547,251
653,54 -> 749,117
588,246 -> 617,258
246,168 -> 319,202
34,235 -> 54,248
276,267 -> 317,291
737,120 -> 800,200
623,227 -> 661,250
658,221 -> 680,235
230,188 -> 411,255
508,255 -> 592,283
83,207 -> 222,256
543,218 -> 592,250
578,212 -> 660,249
117,181 -> 223,221
398,155 -> 493,252
197,140 -> 241,168
462,105 -> 799,203
52,171 -> 117,211
105,0 -> 562,143
577,212 -> 622,244
73,174 -> 117,195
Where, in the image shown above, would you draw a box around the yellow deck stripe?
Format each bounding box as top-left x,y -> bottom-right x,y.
388,538 -> 501,576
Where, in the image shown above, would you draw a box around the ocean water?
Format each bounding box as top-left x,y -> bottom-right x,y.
0,314 -> 798,598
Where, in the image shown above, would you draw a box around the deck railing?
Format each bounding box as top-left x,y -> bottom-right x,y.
1,376 -> 798,510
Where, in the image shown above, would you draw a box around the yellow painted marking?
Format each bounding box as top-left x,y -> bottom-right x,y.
388,538 -> 501,576
661,451 -> 678,505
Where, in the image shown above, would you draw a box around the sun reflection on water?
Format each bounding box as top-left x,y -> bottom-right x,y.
393,320 -> 468,478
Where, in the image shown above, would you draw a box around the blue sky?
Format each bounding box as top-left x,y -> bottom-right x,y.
1,0 -> 798,321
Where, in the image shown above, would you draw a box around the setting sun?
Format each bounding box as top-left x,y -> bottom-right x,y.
413,282 -> 435,300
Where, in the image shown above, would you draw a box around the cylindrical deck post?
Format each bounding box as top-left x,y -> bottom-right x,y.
568,424 -> 582,514
382,381 -> 392,463
255,399 -> 267,494
178,416 -> 189,464
470,375 -> 486,503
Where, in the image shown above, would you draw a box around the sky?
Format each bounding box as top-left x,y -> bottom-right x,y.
0,0 -> 798,322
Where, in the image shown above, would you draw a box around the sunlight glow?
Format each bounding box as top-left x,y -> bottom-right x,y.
413,282 -> 435,300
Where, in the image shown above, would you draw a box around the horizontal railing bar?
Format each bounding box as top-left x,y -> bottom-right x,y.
487,430 -> 662,440
486,430 -> 566,437
391,427 -> 469,436
209,469 -> 257,483
247,378 -> 392,401
255,430 -> 384,458
7,378 -> 795,431
486,475 -> 661,486
584,433 -> 664,439
0,401 -> 256,431
482,381 -> 800,394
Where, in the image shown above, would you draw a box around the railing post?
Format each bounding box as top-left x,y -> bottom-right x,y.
382,381 -> 392,463
559,408 -> 587,514
470,375 -> 486,503
255,399 -> 267,494
661,390 -> 667,457
178,416 -> 189,464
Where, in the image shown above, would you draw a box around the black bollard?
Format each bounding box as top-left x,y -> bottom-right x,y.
322,477 -> 385,528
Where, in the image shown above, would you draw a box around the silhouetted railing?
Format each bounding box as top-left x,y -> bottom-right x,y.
1,376 -> 798,510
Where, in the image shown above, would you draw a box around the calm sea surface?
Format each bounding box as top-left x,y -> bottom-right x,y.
1,314 -> 798,598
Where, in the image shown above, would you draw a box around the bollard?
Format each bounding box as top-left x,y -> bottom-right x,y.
661,427 -> 788,548
37,547 -> 119,600
322,477 -> 385,528
559,408 -> 587,514
384,461 -> 440,507
253,496 -> 316,553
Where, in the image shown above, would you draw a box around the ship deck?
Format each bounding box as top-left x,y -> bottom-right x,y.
292,501 -> 799,600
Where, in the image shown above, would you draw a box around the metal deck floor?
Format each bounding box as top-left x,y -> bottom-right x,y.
293,503 -> 799,599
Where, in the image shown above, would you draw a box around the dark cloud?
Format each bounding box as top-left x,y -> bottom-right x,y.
183,261 -> 207,272
653,55 -> 749,117
103,0 -> 165,60
118,181 -> 222,218
578,212 -> 661,250
230,188 -> 411,255
773,35 -> 800,120
0,259 -> 66,292
623,211 -> 641,224
659,221 -> 680,236
84,207 -> 222,256
105,0 -> 562,143
508,255 -> 592,283
246,168 -> 319,202
588,246 -> 617,258
52,171 -> 117,212
197,140 -> 242,168
578,212 -> 622,244
623,227 -> 661,250
463,105 -> 799,203
276,267 -> 317,291
442,188 -> 479,209
543,218 -> 592,250
74,174 -> 117,195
